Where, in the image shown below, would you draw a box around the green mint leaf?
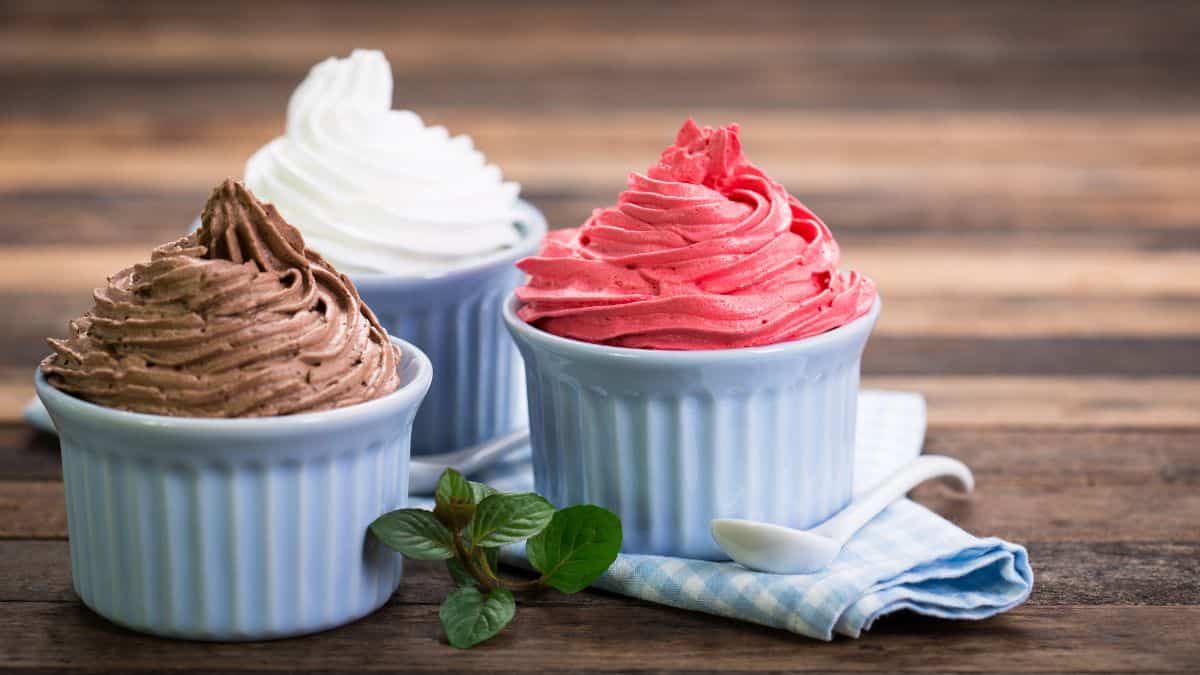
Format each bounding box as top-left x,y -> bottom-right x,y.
467,493 -> 555,547
526,504 -> 622,593
439,586 -> 516,649
469,480 -> 498,504
435,468 -> 473,507
369,509 -> 455,560
446,558 -> 479,588
434,469 -> 476,531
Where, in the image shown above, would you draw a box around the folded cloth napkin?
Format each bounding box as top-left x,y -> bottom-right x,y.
26,391 -> 1032,639
413,390 -> 1033,640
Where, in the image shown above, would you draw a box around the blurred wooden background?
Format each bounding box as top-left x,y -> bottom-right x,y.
1,1 -> 1198,671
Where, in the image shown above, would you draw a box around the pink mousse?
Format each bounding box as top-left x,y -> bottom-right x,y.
515,120 -> 877,350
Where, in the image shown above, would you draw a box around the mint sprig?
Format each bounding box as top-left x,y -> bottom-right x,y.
369,468 -> 623,649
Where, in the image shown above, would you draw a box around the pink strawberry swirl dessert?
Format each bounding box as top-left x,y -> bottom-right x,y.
515,120 -> 877,350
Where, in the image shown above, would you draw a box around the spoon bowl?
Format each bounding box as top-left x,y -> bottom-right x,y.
711,520 -> 843,575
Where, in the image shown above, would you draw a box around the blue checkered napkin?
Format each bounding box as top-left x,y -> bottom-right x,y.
414,390 -> 1033,640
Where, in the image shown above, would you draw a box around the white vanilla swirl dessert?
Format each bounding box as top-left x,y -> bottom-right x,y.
245,49 -> 522,275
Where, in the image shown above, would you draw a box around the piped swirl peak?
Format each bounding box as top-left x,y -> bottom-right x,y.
245,48 -> 522,275
515,119 -> 877,350
41,179 -> 402,418
197,177 -> 309,272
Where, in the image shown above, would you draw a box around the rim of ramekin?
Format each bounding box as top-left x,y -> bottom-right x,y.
34,336 -> 433,434
502,293 -> 881,365
190,199 -> 548,287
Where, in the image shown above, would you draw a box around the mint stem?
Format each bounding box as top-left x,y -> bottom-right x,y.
453,534 -> 491,589
471,546 -> 501,586
452,533 -> 547,592
498,576 -> 546,593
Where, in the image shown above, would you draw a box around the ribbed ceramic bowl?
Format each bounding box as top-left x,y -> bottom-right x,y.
352,200 -> 547,455
503,297 -> 881,559
34,337 -> 432,641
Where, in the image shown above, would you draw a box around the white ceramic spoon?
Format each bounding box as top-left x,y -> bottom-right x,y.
408,428 -> 530,494
710,455 -> 973,574
26,397 -> 528,495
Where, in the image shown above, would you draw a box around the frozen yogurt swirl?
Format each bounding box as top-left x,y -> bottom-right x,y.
42,179 -> 401,417
245,49 -> 521,274
515,120 -> 877,350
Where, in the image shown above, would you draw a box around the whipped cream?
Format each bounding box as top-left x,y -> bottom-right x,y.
245,49 -> 522,275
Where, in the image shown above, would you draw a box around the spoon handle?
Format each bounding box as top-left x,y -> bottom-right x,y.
449,428 -> 530,476
422,427 -> 530,467
811,455 -> 973,544
408,428 -> 530,494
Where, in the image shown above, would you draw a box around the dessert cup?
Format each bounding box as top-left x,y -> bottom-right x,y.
35,337 -> 432,641
503,296 -> 881,560
351,200 -> 546,455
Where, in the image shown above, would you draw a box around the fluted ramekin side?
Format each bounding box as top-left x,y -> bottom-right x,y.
37,337 -> 432,641
352,200 -> 545,455
506,297 -> 879,560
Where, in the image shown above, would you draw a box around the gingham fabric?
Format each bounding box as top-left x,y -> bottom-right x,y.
413,390 -> 1033,640
26,390 -> 1033,639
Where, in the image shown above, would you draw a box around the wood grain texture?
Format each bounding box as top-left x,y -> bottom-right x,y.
0,0 -> 1197,671
867,377 -> 1200,428
1,602 -> 1198,672
4,0 -> 1199,117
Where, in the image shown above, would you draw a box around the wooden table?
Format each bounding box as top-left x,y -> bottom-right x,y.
2,1 -> 1198,672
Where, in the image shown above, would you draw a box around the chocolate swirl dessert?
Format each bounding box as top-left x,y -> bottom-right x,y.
42,178 -> 401,417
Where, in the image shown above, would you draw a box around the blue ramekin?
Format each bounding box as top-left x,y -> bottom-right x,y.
503,296 -> 881,560
351,200 -> 547,455
34,337 -> 432,641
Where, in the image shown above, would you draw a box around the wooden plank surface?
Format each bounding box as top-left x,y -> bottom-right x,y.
1,0 -> 1198,672
2,602 -> 1199,673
